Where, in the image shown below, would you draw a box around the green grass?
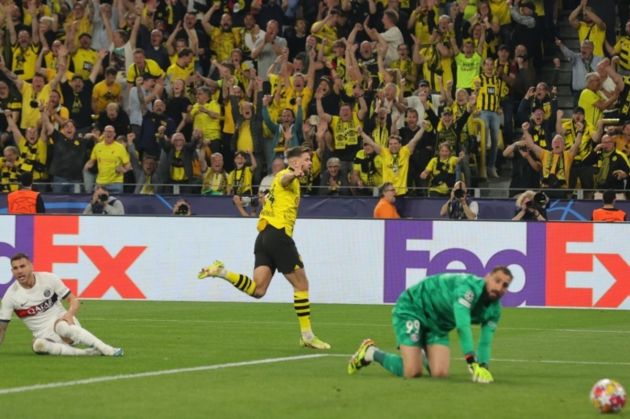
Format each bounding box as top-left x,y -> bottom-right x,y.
0,301 -> 628,419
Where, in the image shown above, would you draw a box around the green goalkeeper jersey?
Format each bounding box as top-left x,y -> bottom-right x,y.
397,273 -> 502,364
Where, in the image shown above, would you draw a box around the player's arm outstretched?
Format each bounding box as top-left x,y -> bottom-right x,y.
453,292 -> 494,384
280,168 -> 304,187
477,316 -> 499,367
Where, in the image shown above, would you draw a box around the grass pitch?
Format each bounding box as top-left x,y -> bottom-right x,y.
0,301 -> 628,419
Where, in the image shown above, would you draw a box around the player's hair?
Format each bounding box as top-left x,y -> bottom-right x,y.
490,266 -> 513,279
10,253 -> 31,263
286,146 -> 309,160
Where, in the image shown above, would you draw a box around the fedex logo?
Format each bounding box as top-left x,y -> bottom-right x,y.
0,216 -> 146,299
384,221 -> 630,309
546,224 -> 630,308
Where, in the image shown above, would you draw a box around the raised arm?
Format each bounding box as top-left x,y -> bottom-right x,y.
0,54 -> 24,90
568,121 -> 584,158
358,125 -> 381,154
584,7 -> 606,30
201,3 -> 220,36
5,5 -> 17,45
315,91 -> 331,124
5,110 -> 24,141
129,10 -> 141,50
521,122 -> 543,159
29,1 -> 41,45
166,21 -> 182,56
406,122 -> 427,154
568,0 -> 584,29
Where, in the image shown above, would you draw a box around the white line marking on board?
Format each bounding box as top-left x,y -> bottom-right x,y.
0,354 -> 326,396
84,318 -> 630,334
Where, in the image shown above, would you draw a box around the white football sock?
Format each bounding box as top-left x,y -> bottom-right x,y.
365,346 -> 376,362
32,338 -> 101,356
54,321 -> 116,355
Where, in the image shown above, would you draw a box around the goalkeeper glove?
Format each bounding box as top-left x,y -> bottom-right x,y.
469,362 -> 494,384
465,354 -> 493,384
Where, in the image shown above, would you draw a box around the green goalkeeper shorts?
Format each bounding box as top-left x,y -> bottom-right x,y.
392,291 -> 449,348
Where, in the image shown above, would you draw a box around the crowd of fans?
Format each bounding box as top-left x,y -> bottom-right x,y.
0,0 -> 629,202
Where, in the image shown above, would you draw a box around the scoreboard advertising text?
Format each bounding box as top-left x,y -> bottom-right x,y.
0,216 -> 628,309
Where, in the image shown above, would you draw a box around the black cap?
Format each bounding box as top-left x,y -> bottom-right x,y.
573,106 -> 585,115
418,79 -> 429,87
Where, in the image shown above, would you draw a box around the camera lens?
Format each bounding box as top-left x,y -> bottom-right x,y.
98,193 -> 108,202
454,189 -> 464,199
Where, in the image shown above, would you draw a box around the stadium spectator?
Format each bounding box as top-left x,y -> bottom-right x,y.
0,145 -> 24,193
503,137 -> 542,198
83,185 -> 125,215
556,39 -> 602,106
593,134 -> 630,192
440,180 -> 478,220
201,152 -> 228,196
360,124 -> 426,197
157,131 -> 203,193
347,267 -> 513,381
320,156 -> 350,196
352,140 -> 382,196
522,122 -> 583,197
0,253 -> 123,356
83,125 -> 131,193
569,0 -> 607,58
420,142 -> 462,197
4,111 -> 47,184
227,150 -> 257,196
42,115 -> 93,194
260,157 -> 285,193
591,190 -> 627,222
127,133 -> 162,195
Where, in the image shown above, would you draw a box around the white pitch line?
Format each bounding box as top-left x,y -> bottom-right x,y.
0,354 -> 326,396
83,318 -> 630,334
501,327 -> 630,334
327,353 -> 630,366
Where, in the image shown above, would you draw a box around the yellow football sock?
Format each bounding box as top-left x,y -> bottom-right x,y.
225,271 -> 256,296
293,291 -> 312,334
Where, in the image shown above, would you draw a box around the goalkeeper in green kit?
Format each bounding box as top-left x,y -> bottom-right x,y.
348,266 -> 513,383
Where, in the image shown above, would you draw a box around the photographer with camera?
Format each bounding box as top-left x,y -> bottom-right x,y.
512,190 -> 548,221
83,186 -> 125,215
172,199 -> 192,216
232,193 -> 265,217
440,180 -> 478,220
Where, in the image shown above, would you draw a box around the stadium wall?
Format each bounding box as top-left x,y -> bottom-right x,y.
0,215 -> 628,309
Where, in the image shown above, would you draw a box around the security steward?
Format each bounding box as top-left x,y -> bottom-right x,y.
7,172 -> 45,214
